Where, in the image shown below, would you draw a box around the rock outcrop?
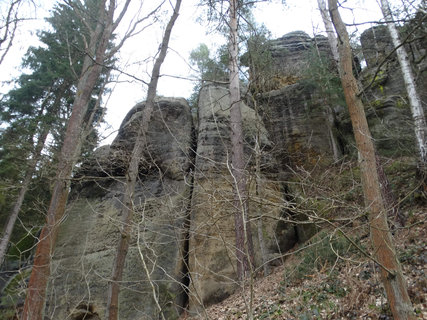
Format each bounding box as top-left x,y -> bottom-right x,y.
260,31 -> 343,166
359,24 -> 426,156
46,98 -> 194,319
188,85 -> 287,313
35,26 -> 425,319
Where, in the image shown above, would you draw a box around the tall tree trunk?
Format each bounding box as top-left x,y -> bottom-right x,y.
228,0 -> 255,280
328,1 -> 415,319
318,0 -> 400,224
254,128 -> 269,276
106,2 -> 182,319
21,1 -> 117,319
380,0 -> 427,166
0,84 -> 67,266
317,0 -> 339,64
0,127 -> 49,266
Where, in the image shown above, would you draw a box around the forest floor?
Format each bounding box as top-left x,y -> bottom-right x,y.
184,203 -> 426,319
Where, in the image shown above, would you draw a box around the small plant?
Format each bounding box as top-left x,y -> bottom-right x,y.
255,303 -> 283,319
285,231 -> 356,282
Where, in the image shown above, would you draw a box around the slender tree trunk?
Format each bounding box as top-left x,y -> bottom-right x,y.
319,0 -> 400,223
317,0 -> 339,64
228,0 -> 255,280
21,2 -> 117,319
328,1 -> 415,319
106,2 -> 182,319
380,0 -> 427,166
254,133 -> 269,276
0,83 -> 67,267
0,127 -> 49,266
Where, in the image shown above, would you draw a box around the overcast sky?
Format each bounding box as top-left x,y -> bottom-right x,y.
0,0 -> 385,145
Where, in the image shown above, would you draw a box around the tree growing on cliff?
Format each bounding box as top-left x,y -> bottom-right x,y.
21,0 -> 159,318
188,43 -> 228,108
328,1 -> 415,318
106,1 -> 182,319
379,0 -> 427,168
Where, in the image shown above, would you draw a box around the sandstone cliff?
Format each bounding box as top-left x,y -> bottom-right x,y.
3,25 -> 423,319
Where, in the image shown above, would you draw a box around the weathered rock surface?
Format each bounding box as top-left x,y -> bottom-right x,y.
257,83 -> 342,167
38,25 -> 426,320
259,31 -> 342,166
46,98 -> 194,319
270,31 -> 331,80
188,85 -> 288,313
359,25 -> 426,156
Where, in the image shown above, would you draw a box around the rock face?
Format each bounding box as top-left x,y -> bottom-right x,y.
270,31 -> 332,80
261,31 -> 342,166
359,25 -> 426,156
46,98 -> 194,319
45,88 -> 298,319
188,85 -> 286,313
258,83 -> 342,167
39,26 -> 425,319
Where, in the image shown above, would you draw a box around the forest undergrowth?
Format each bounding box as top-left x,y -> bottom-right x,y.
185,156 -> 427,320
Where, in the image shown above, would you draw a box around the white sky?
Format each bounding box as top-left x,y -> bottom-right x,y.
0,0 -> 385,145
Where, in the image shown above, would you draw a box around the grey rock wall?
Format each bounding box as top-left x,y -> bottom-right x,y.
40,25 -> 426,319
188,85 -> 286,313
45,98 -> 194,319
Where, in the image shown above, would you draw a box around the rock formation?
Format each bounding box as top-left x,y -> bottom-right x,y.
45,98 -> 194,319
188,85 -> 286,313
3,26 -> 423,319
359,25 -> 426,156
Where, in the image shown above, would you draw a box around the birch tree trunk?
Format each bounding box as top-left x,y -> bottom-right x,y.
380,0 -> 427,166
106,1 -> 182,319
22,1 -> 119,318
328,1 -> 415,319
228,0 -> 255,280
317,0 -> 339,64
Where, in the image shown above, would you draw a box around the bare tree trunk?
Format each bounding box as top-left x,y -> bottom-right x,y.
380,0 -> 427,166
228,0 -> 255,281
21,1 -> 118,319
254,134 -> 269,276
328,1 -> 415,319
0,125 -> 49,267
0,83 -> 67,267
317,0 -> 339,64
319,0 -> 400,224
106,2 -> 182,319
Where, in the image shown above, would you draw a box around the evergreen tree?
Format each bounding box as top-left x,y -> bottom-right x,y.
188,43 -> 228,108
0,1 -> 111,267
21,0 -> 151,317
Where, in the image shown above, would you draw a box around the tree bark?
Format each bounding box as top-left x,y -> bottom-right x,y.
21,1 -> 117,319
319,0 -> 400,224
105,1 -> 182,319
328,1 -> 415,319
380,0 -> 427,166
228,0 -> 255,281
317,0 -> 339,64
